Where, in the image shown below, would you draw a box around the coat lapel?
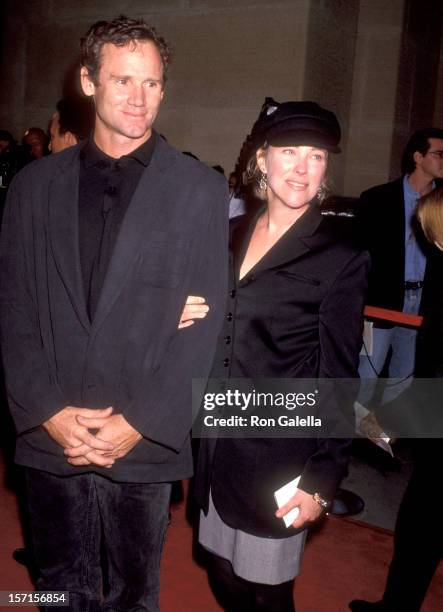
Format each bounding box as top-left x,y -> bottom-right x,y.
48,148 -> 91,332
233,203 -> 324,282
92,137 -> 176,331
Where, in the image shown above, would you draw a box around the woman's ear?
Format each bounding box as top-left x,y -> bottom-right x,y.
256,148 -> 267,173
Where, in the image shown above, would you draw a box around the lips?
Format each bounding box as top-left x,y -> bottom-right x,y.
122,111 -> 147,118
286,180 -> 308,190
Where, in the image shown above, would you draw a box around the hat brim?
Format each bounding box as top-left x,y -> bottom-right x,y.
266,128 -> 341,153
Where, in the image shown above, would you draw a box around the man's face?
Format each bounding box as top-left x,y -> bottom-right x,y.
81,41 -> 164,151
0,139 -> 10,154
415,138 -> 443,181
24,133 -> 45,159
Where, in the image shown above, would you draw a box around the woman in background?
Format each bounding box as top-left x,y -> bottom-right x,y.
350,186 -> 443,612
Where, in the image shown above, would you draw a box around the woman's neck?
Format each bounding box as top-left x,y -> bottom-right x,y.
261,199 -> 310,234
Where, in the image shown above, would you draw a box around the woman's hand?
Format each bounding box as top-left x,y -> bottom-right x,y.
275,488 -> 325,529
178,295 -> 209,329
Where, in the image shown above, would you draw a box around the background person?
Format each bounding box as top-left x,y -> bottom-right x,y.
356,128 -> 443,416
350,185 -> 443,612
22,126 -> 49,159
192,100 -> 369,611
48,96 -> 94,153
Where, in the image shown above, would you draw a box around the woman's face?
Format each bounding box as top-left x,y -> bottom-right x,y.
257,145 -> 327,211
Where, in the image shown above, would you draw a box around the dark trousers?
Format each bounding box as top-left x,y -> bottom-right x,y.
382,440 -> 443,611
25,468 -> 171,612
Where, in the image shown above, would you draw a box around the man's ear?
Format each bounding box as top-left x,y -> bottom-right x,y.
64,131 -> 78,147
80,67 -> 95,97
413,150 -> 423,167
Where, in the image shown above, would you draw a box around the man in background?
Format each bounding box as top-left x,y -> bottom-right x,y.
356,128 -> 443,418
48,96 -> 94,153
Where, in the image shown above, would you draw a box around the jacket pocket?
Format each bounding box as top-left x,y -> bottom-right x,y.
275,270 -> 321,286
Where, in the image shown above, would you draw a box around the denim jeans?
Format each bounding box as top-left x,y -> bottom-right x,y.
358,289 -> 421,407
25,468 -> 171,612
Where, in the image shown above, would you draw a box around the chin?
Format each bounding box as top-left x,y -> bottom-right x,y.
121,126 -> 152,139
285,197 -> 314,209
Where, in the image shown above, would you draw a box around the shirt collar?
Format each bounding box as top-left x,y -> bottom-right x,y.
404,174 -> 436,199
80,131 -> 157,169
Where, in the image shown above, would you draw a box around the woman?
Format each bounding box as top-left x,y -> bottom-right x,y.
185,100 -> 369,611
350,185 -> 443,612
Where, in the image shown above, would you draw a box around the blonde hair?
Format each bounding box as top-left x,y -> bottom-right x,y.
245,145 -> 268,200
417,186 -> 443,248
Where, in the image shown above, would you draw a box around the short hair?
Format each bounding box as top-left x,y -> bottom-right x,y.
417,186 -> 443,247
80,15 -> 172,86
0,130 -> 14,145
401,128 -> 443,175
245,144 -> 269,200
55,97 -> 94,141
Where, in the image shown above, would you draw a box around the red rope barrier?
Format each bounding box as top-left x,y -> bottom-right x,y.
363,306 -> 423,327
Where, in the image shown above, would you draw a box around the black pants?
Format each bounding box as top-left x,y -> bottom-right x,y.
206,551 -> 296,611
382,440 -> 443,611
25,468 -> 171,612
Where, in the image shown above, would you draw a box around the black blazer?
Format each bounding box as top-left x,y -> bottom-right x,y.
195,204 -> 370,537
0,137 -> 228,482
356,178 -> 431,313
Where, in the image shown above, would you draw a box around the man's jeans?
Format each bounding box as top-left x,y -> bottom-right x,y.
25,468 -> 171,612
358,289 -> 421,407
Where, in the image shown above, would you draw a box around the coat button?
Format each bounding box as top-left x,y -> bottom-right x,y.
223,358 -> 230,367
230,289 -> 236,298
226,312 -> 233,321
225,335 -> 231,344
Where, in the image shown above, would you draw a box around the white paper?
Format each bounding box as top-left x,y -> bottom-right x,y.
274,475 -> 301,528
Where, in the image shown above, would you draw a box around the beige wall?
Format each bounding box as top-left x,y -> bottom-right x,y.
343,0 -> 406,195
0,0 -> 310,176
0,0 -> 441,195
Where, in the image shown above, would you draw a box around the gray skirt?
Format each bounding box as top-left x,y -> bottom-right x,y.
199,491 -> 307,585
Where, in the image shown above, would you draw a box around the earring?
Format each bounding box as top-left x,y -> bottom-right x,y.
259,172 -> 268,191
317,184 -> 326,200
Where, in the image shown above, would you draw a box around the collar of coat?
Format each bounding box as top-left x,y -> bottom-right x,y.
47,136 -> 181,333
230,200 -> 337,280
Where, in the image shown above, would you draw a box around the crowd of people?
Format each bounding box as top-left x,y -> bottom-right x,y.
0,13 -> 442,612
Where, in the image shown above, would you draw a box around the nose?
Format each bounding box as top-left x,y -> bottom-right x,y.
294,155 -> 307,174
128,84 -> 146,107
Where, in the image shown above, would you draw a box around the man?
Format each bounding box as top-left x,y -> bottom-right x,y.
48,97 -> 94,153
22,126 -> 48,159
0,16 -> 227,612
356,128 -> 443,412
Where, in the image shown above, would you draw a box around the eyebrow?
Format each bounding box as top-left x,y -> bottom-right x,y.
110,74 -> 163,83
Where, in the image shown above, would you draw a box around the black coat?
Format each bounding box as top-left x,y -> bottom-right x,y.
356,178 -> 432,313
0,137 -> 228,482
195,204 -> 370,537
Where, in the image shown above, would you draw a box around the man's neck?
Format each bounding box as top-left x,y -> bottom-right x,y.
93,127 -> 151,159
407,171 -> 434,196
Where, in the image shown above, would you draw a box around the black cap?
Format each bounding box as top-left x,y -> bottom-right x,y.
251,98 -> 341,153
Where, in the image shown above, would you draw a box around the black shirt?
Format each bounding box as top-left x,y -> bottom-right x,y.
78,132 -> 157,320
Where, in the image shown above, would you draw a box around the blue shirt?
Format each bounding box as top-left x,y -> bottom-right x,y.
403,175 -> 427,282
